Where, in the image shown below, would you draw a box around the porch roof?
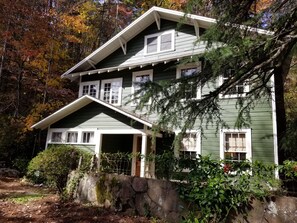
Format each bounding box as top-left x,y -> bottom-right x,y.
31,95 -> 153,130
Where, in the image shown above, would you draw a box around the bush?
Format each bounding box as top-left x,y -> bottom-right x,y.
178,156 -> 280,223
27,145 -> 92,193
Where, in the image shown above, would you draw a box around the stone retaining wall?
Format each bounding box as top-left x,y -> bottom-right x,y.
70,172 -> 297,223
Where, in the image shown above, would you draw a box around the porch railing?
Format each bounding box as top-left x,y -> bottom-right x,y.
100,152 -> 133,175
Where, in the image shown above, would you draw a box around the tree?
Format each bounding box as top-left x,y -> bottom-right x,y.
133,0 -> 297,161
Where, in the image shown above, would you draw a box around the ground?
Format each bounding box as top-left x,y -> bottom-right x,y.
0,177 -> 157,223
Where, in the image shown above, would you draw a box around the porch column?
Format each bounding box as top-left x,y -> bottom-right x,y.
95,132 -> 103,170
140,133 -> 147,177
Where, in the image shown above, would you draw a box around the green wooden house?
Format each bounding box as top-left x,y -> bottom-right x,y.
32,7 -> 278,178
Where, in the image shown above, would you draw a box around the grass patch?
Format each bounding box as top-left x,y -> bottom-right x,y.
9,193 -> 45,204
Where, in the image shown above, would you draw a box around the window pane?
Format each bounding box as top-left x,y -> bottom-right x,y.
224,132 -> 247,162
160,33 -> 172,51
111,81 -> 120,104
52,132 -> 62,142
82,132 -> 94,143
67,132 -> 78,143
147,36 -> 158,53
181,133 -> 197,152
82,85 -> 89,96
103,83 -> 111,102
222,70 -> 246,95
89,85 -> 97,97
181,67 -> 198,98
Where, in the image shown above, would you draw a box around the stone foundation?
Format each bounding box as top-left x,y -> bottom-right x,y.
71,172 -> 297,223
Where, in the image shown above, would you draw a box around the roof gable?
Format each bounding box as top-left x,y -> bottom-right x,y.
31,95 -> 153,130
62,6 -> 216,79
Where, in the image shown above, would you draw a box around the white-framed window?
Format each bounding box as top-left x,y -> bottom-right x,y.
144,30 -> 175,54
66,131 -> 78,143
219,70 -> 249,98
131,70 -> 153,105
220,129 -> 252,162
176,63 -> 202,100
100,78 -> 123,105
175,131 -> 201,159
82,131 -> 94,143
79,81 -> 100,98
51,132 -> 62,143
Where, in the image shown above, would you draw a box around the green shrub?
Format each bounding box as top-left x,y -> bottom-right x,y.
27,145 -> 92,193
178,156 -> 280,223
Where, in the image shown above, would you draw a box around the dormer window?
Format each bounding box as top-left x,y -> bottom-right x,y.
79,81 -> 99,98
144,30 -> 174,54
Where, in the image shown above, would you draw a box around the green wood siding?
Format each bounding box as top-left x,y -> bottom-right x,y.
74,19 -> 276,163
92,20 -> 205,70
51,102 -> 144,130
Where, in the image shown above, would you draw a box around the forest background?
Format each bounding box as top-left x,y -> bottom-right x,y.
0,0 -> 296,170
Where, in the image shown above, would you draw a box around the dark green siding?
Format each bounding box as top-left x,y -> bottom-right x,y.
51,102 -> 144,130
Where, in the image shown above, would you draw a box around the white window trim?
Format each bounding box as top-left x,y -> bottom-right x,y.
81,131 -> 95,144
100,78 -> 123,106
79,81 -> 100,98
220,129 -> 252,161
131,70 -> 153,106
48,128 -> 96,145
218,75 -> 249,99
174,130 -> 201,158
144,30 -> 175,55
176,62 -> 202,100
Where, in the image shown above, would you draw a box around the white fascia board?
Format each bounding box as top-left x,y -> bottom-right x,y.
69,49 -> 207,78
31,96 -> 93,130
31,95 -> 153,130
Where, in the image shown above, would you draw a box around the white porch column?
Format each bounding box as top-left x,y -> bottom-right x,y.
140,133 -> 147,178
95,131 -> 103,170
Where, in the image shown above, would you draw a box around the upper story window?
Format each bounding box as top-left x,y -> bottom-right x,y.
219,70 -> 249,98
131,70 -> 153,105
100,78 -> 123,105
79,81 -> 100,98
144,30 -> 174,54
220,129 -> 252,162
176,63 -> 202,100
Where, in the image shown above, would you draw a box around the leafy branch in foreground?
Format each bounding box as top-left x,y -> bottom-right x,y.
132,0 -> 297,136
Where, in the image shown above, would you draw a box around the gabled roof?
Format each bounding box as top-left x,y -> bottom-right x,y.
62,6 -> 216,79
31,95 -> 153,130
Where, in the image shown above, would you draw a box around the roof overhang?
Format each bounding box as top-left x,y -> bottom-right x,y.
61,6 -> 217,79
61,6 -> 273,79
31,95 -> 153,130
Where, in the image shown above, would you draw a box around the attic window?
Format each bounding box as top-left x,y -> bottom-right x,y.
144,30 -> 174,54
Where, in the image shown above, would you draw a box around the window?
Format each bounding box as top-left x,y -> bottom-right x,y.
131,70 -> 153,105
82,132 -> 94,143
79,81 -> 99,98
176,63 -> 202,99
51,132 -> 62,143
66,132 -> 78,143
100,78 -> 123,105
219,70 -> 249,98
220,129 -> 252,162
177,132 -> 200,159
144,30 -> 174,54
